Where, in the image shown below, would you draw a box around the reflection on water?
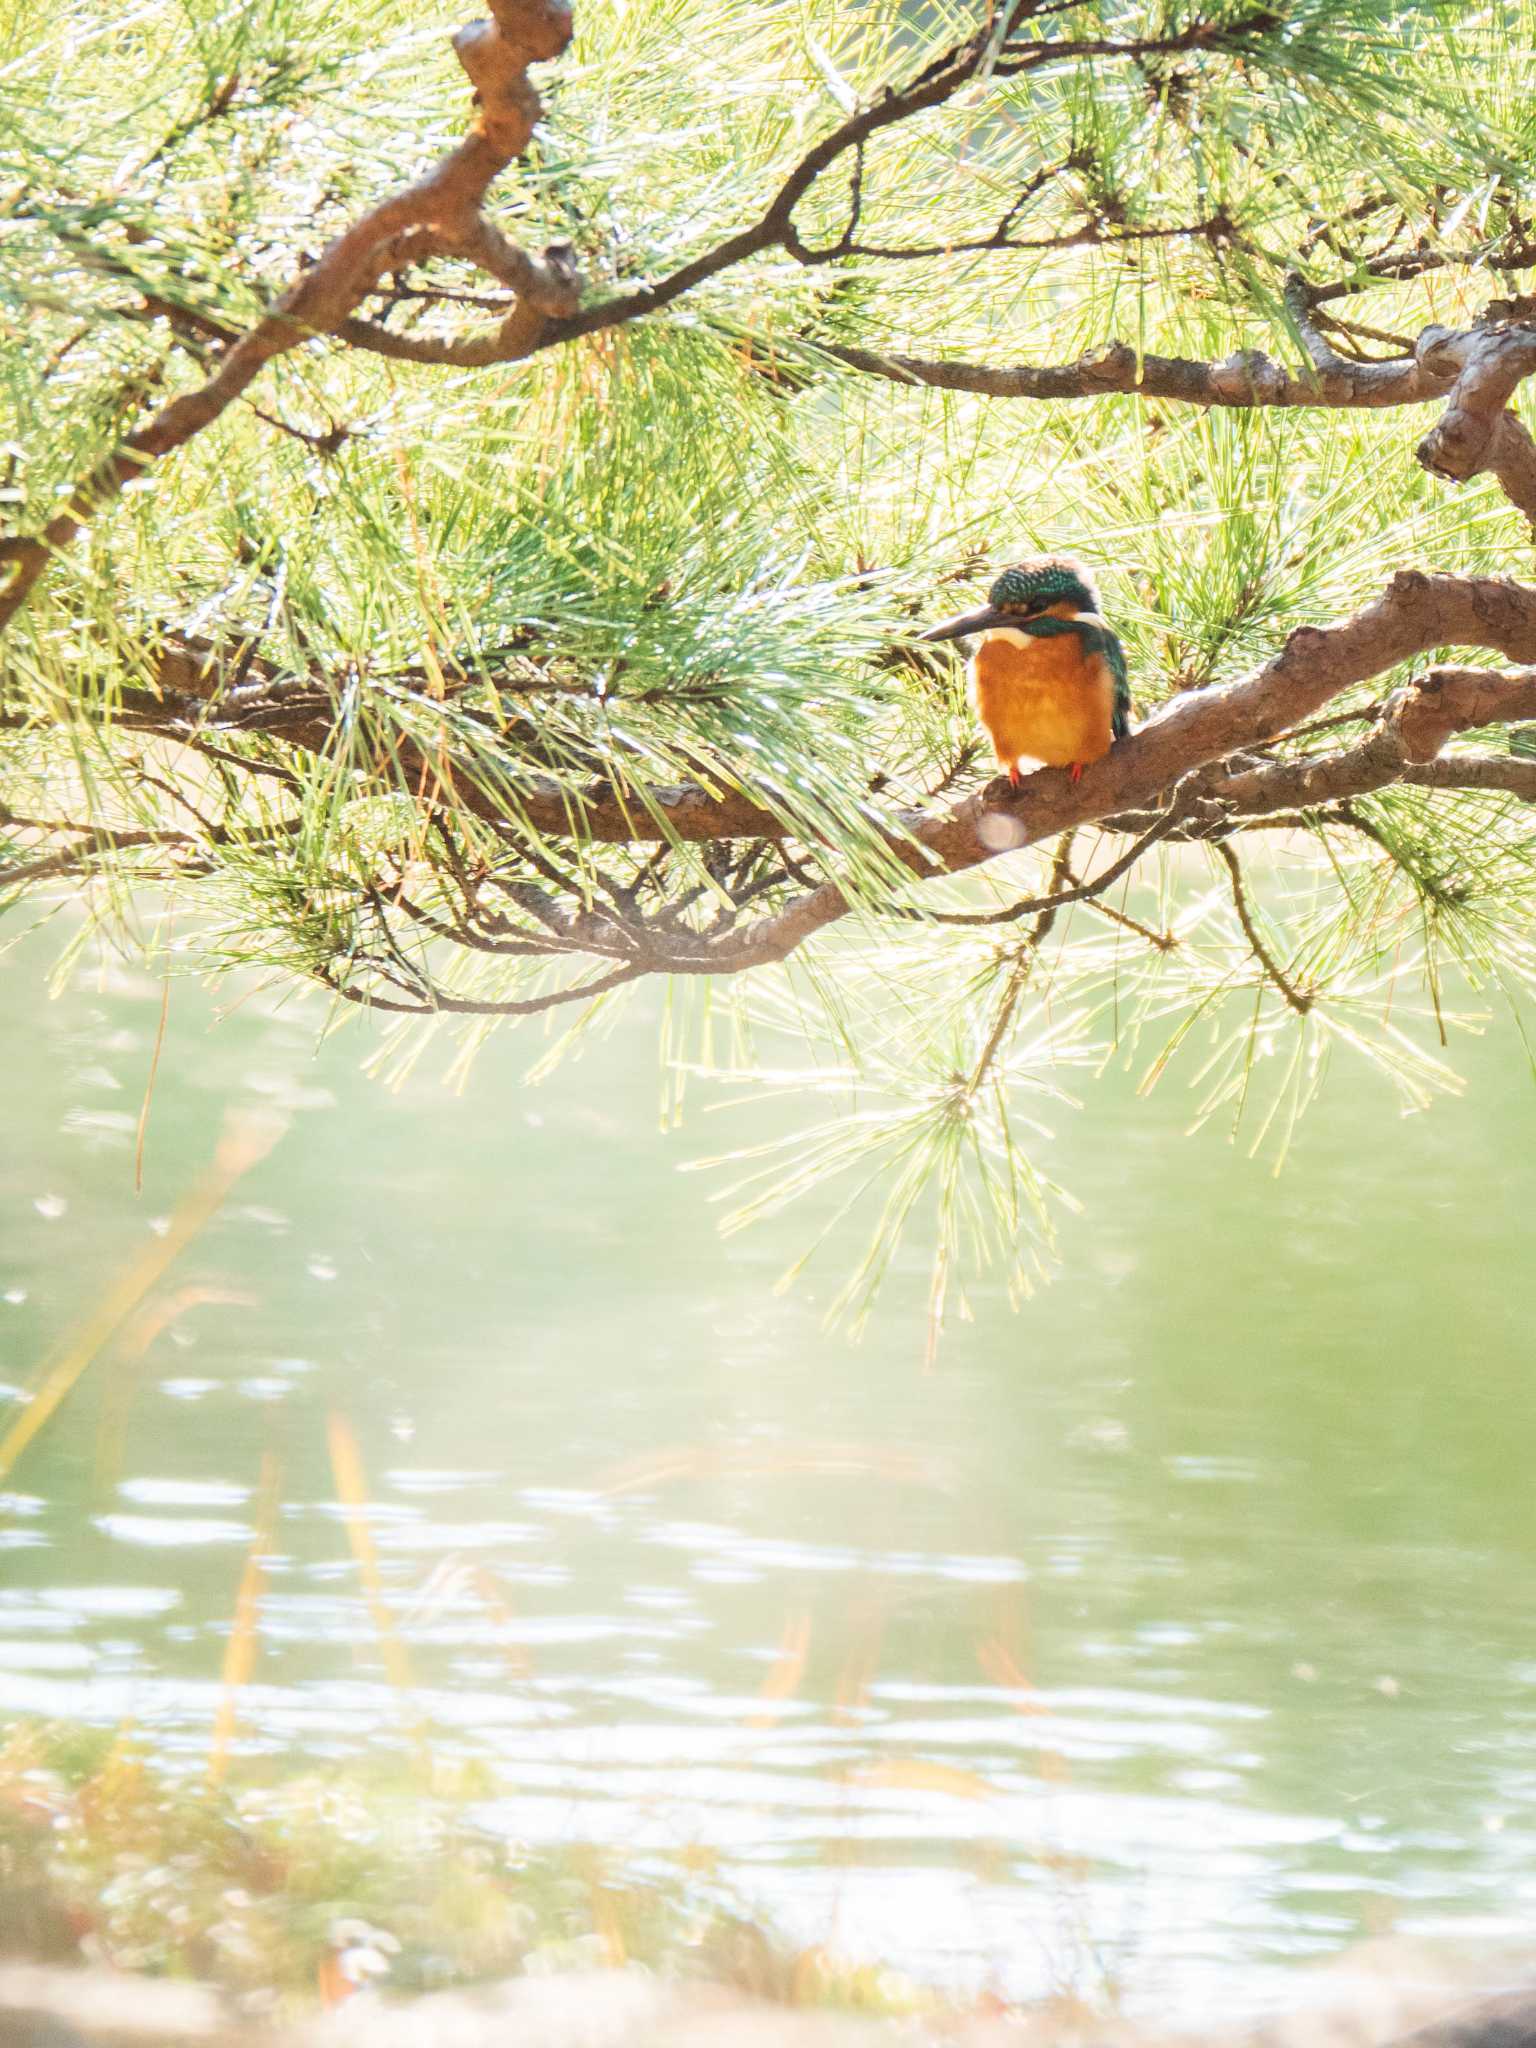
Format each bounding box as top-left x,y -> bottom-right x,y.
3,933 -> 1536,2017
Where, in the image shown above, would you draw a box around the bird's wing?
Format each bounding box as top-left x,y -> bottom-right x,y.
1017,618 -> 1132,739
1101,630 -> 1131,740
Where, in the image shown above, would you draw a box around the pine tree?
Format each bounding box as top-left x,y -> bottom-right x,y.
5,0 -> 1536,1341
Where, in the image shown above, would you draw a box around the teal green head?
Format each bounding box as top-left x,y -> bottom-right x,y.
987,559 -> 1098,617
921,556 -> 1101,642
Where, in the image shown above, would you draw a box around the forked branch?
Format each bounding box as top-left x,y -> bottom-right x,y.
12,572 -> 1536,1017
0,0 -> 579,630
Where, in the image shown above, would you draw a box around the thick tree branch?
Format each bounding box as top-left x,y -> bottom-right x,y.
535,3 -> 1281,347
1404,322 -> 1536,525
15,572 -> 1536,857
643,573 -> 1536,974
823,287 -> 1536,530
13,576 -> 1536,1010
1212,663 -> 1536,817
11,0 -> 1536,647
0,0 -> 577,630
820,335 -> 1447,412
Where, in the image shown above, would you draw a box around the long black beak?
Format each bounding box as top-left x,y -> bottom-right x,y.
918,604 -> 1015,644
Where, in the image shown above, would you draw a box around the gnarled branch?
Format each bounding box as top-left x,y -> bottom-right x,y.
13,576 -> 1536,1011
0,0 -> 578,630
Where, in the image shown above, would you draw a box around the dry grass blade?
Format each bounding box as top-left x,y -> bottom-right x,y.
325,1411 -> 416,1698
94,1282 -> 256,1494
134,978 -> 171,1195
0,1113 -> 284,1483
207,1448 -> 282,1787
832,1599 -> 888,1724
749,1608 -> 812,1730
593,1439 -> 948,1497
846,1759 -> 996,1800
471,1564 -> 534,1681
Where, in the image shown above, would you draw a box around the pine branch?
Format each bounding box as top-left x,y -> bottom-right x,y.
11,0 -> 1536,644
0,0 -> 579,630
14,575 -> 1536,1016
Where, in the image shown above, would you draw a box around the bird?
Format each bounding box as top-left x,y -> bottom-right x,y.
920,557 -> 1130,787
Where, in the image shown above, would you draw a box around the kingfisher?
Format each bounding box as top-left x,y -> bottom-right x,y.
921,558 -> 1131,786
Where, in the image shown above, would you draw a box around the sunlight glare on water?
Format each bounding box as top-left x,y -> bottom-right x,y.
3,931 -> 1536,2017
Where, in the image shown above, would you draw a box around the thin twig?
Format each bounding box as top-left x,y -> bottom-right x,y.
918,804 -> 1185,927
961,833 -> 1077,1098
1216,840 -> 1313,1014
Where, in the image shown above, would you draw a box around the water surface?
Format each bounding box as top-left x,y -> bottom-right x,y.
2,931 -> 1535,2018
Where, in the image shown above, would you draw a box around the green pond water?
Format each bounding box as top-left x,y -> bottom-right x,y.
3,924 -> 1536,2019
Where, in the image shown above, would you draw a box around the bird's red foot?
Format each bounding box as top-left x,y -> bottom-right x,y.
1007,763 -> 1022,789
1069,761 -> 1084,784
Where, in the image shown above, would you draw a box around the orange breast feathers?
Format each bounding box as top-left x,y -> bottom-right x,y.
970,626 -> 1116,776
